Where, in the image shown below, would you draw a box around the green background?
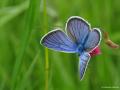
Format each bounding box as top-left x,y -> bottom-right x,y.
0,0 -> 120,90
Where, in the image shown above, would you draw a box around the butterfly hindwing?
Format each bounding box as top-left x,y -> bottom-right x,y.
84,28 -> 101,52
79,52 -> 90,80
40,29 -> 77,53
66,16 -> 90,44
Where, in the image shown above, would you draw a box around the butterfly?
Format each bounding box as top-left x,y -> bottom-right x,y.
40,16 -> 102,80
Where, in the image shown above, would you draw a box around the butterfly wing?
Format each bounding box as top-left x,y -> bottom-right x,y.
40,29 -> 77,53
84,28 -> 102,52
66,16 -> 90,44
79,52 -> 91,80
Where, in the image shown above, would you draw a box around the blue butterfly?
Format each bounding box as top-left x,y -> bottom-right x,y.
40,16 -> 102,80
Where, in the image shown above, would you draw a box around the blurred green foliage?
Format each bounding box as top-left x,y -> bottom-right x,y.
0,0 -> 120,90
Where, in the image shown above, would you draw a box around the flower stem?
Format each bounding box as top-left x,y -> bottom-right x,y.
43,0 -> 49,90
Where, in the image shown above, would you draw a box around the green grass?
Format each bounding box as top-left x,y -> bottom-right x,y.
43,0 -> 49,90
11,0 -> 40,89
0,0 -> 120,90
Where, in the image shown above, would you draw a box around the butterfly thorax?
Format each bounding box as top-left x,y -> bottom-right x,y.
77,44 -> 85,55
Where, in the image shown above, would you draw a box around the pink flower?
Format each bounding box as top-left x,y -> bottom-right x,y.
89,46 -> 101,57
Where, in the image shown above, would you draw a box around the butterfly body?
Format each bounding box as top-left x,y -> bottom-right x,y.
40,16 -> 102,80
76,44 -> 84,54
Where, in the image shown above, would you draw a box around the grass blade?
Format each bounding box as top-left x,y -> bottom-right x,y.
11,0 -> 40,89
43,0 -> 49,89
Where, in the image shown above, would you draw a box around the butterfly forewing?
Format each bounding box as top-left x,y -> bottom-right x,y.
41,29 -> 77,53
84,28 -> 101,52
66,16 -> 90,44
